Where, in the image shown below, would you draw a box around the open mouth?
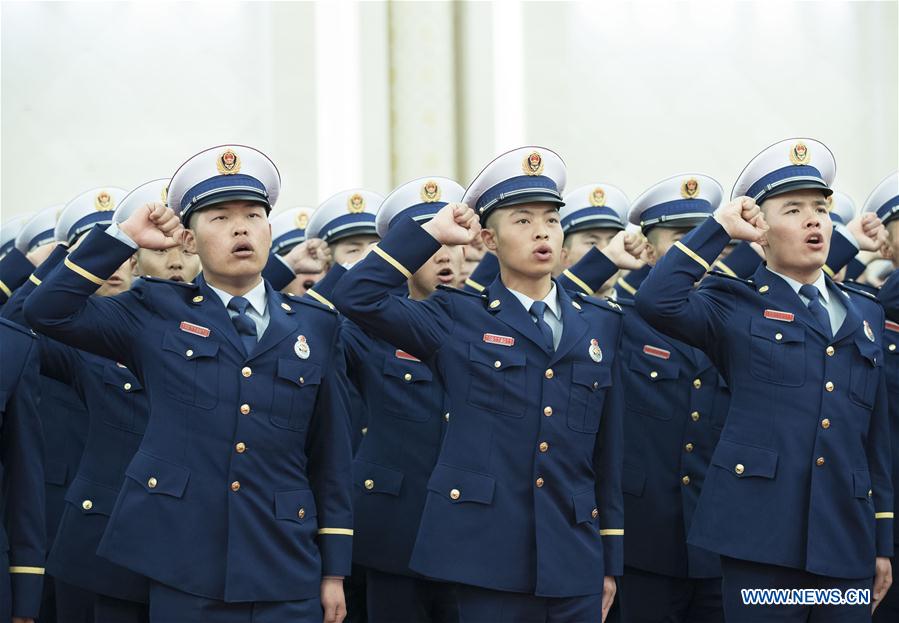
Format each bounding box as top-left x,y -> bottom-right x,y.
533,243 -> 553,262
168,274 -> 185,282
231,241 -> 255,258
804,232 -> 824,251
436,266 -> 455,284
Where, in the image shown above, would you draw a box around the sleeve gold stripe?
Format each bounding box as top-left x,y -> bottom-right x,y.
371,246 -> 412,279
673,241 -> 710,272
318,528 -> 354,536
306,288 -> 335,310
0,279 -> 11,298
9,566 -> 45,575
29,274 -> 42,286
822,264 -> 835,278
464,278 -> 485,292
616,277 -> 636,296
64,257 -> 104,286
562,269 -> 594,296
599,529 -> 624,536
714,260 -> 736,277
875,512 -> 894,519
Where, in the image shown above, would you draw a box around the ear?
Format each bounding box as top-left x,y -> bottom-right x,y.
481,226 -> 498,253
182,228 -> 198,254
129,254 -> 139,277
644,243 -> 658,267
559,245 -> 570,268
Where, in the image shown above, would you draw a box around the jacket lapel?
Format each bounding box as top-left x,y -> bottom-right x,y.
483,276 -> 553,354
831,280 -> 862,344
249,284 -> 298,361
192,274 -> 248,356
751,265 -> 831,341
550,284 -> 590,365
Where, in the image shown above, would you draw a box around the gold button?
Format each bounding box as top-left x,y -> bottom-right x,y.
545,368 -> 554,379
691,411 -> 700,422
826,346 -> 835,356
192,295 -> 204,303
758,285 -> 770,293
231,481 -> 241,491
185,349 -> 194,357
242,367 -> 252,378
539,441 -> 549,453
650,371 -> 659,379
591,508 -> 598,519
821,419 -> 830,429
240,404 -> 250,415
868,489 -> 873,497
235,442 -> 246,453
404,372 -> 412,381
775,332 -> 783,341
535,477 -> 545,488
693,379 -> 702,389
148,477 -> 158,489
543,406 -> 553,417
450,488 -> 461,500
361,427 -> 368,436
299,377 -> 305,384
682,475 -> 691,485
735,464 -> 745,475
444,412 -> 450,422
685,443 -> 694,453
825,381 -> 834,392
82,499 -> 93,510
572,301 -> 582,310
489,300 -> 500,309
493,360 -> 501,368
364,479 -> 374,490
123,382 -> 132,391
816,457 -> 825,467
281,303 -> 292,311
889,344 -> 896,352
298,508 -> 306,519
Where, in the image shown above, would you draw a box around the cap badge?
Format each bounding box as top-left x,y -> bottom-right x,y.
590,187 -> 606,207
216,149 -> 241,175
789,142 -> 810,166
680,178 -> 700,199
522,151 -> 544,176
95,190 -> 115,211
347,193 -> 366,214
421,180 -> 441,203
295,210 -> 310,230
161,184 -> 169,204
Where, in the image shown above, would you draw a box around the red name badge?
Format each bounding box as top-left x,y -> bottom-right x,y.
180,321 -> 211,338
763,309 -> 795,323
395,350 -> 421,362
483,333 -> 515,347
886,320 -> 899,334
643,345 -> 671,360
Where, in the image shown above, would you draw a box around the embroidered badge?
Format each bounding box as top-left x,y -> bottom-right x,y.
295,210 -> 310,230
347,193 -> 366,214
420,180 -> 441,203
589,338 -> 603,363
680,177 -> 700,199
885,320 -> 899,333
789,141 -> 810,165
763,309 -> 795,322
643,345 -> 671,360
590,187 -> 606,207
395,349 -> 421,362
522,151 -> 544,176
95,190 -> 115,211
216,149 -> 241,175
295,335 -> 310,359
179,321 -> 211,338
483,333 -> 515,347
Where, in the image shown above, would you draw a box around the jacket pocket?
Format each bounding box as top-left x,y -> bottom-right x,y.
64,477 -> 120,517
270,358 -> 322,431
274,489 -> 318,525
711,439 -> 778,480
427,464 -> 496,505
466,343 -> 528,417
125,451 -> 190,498
568,363 -> 612,433
354,460 -> 404,497
748,317 -> 806,387
161,329 -> 220,409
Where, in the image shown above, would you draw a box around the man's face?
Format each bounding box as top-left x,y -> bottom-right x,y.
482,202 -> 563,280
560,228 -> 620,269
645,227 -> 691,266
885,220 -> 899,268
759,189 -> 831,274
331,234 -> 379,266
96,257 -> 134,297
182,201 -> 271,281
458,236 -> 486,286
281,269 -> 328,296
133,246 -> 201,282
410,244 -> 463,296
26,242 -> 56,267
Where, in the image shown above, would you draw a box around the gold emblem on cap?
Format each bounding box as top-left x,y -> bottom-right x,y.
522,151 -> 544,176
590,187 -> 606,207
95,190 -> 115,211
680,178 -> 700,199
421,180 -> 441,203
295,210 -> 309,230
789,142 -> 810,166
347,193 -> 366,214
216,149 -> 241,175
160,184 -> 169,204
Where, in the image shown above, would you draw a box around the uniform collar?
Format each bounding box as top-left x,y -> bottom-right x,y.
507,281 -> 561,321
207,278 -> 268,315
765,267 -> 830,304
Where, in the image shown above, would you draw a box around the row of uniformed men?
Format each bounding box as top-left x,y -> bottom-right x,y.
0,138 -> 897,623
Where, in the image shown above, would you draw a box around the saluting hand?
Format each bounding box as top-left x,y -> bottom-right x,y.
422,202 -> 481,246
847,213 -> 887,253
120,202 -> 185,251
603,230 -> 647,270
284,238 -> 332,274
714,197 -> 768,243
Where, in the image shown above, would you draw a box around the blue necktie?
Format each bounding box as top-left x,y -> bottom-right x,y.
799,284 -> 832,338
228,296 -> 258,355
529,301 -> 555,351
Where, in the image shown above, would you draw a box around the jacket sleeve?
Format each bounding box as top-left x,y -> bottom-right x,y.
868,306 -> 894,557
635,218 -> 737,352
332,218 -> 455,361
462,251 -> 499,294
2,244 -> 67,325
557,247 -> 619,296
262,253 -> 296,292
0,248 -> 35,306
22,226 -> 146,365
823,224 -> 860,277
303,264 -> 346,311
713,241 -> 762,279
2,337 -> 46,619
879,271 -> 899,323
595,333 -> 625,576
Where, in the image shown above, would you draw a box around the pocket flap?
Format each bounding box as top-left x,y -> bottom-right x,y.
627,352 -> 680,381
427,464 -> 496,504
750,317 -> 805,344
274,489 -> 318,523
711,439 -> 778,479
382,357 -> 433,383
854,339 -> 882,368
277,358 -> 322,387
468,343 -> 526,371
125,451 -> 190,498
852,469 -> 872,499
101,365 -> 143,392
571,489 -> 598,524
353,460 -> 404,496
64,477 -> 120,516
572,362 -> 613,390
622,464 -> 646,497
162,330 -> 219,360
45,459 -> 68,486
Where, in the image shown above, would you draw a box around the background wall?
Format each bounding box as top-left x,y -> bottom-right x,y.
2,0 -> 896,221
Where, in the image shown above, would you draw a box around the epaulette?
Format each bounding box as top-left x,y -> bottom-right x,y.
284,292 -> 339,314
837,281 -> 881,304
706,270 -> 755,287
576,292 -> 624,315
839,280 -> 880,298
614,297 -> 636,308
141,276 -> 200,290
0,316 -> 37,338
436,284 -> 486,299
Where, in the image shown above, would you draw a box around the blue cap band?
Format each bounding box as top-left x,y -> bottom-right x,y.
876,195 -> 899,224
27,228 -> 56,251
181,174 -> 269,220
68,212 -> 114,244
746,165 -> 826,202
319,212 -> 377,243
387,202 -> 446,232
0,240 -> 15,257
272,230 -> 306,255
561,206 -> 624,233
476,175 -> 562,215
640,199 -> 713,226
